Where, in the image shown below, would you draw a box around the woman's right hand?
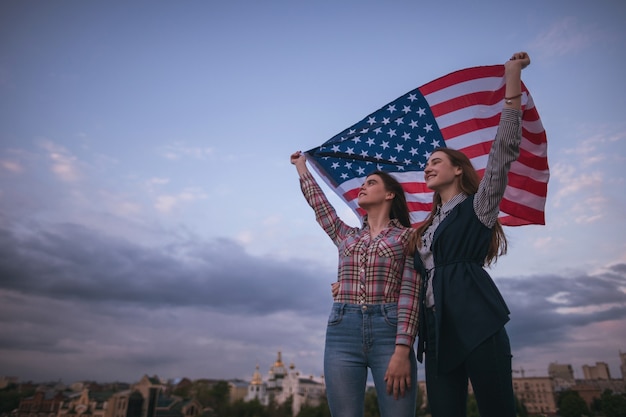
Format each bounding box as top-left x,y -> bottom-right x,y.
331,282 -> 340,298
291,151 -> 309,176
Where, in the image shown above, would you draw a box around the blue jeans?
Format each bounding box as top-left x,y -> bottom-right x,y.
324,303 -> 417,417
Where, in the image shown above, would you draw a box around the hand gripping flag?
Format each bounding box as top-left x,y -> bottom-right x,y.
305,65 -> 548,227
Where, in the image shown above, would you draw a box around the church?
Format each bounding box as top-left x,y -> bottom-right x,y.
245,351 -> 325,415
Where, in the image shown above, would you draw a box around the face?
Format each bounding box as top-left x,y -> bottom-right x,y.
357,174 -> 394,208
424,151 -> 462,191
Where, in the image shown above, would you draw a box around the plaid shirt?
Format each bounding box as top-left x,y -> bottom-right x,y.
299,171 -> 420,347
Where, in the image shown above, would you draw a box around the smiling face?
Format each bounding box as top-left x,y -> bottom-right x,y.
357,174 -> 394,209
424,150 -> 463,192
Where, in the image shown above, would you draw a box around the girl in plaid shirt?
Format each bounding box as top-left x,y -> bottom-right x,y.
291,151 -> 420,417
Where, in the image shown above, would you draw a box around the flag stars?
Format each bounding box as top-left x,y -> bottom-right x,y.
402,105 -> 411,114
356,167 -> 366,175
340,172 -> 349,180
352,136 -> 361,144
366,138 -> 376,146
416,107 -> 426,116
409,120 -> 419,129
360,128 -> 369,134
430,140 -> 440,148
424,123 -> 433,132
395,143 -> 404,152
367,117 -> 377,125
387,104 -> 396,113
395,117 -> 404,126
386,129 -> 396,138
409,147 -> 419,156
332,144 -> 341,152
389,156 -> 398,163
331,162 -> 340,169
346,147 -> 355,155
374,152 -> 383,160
360,149 -> 369,157
402,132 -> 411,140
373,127 -> 382,134
382,117 -> 390,125
408,93 -> 418,102
380,141 -> 390,150
344,162 -> 352,169
417,135 -> 426,144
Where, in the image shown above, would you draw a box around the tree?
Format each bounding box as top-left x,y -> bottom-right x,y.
557,390 -> 590,417
600,389 -> 626,417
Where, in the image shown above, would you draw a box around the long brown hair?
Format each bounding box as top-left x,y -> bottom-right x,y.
367,170 -> 411,228
408,148 -> 507,265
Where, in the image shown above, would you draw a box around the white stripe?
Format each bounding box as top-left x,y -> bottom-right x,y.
510,161 -> 550,183
503,186 -> 547,212
423,76 -> 503,107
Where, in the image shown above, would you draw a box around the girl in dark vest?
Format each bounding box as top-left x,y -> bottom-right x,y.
409,51 -> 531,417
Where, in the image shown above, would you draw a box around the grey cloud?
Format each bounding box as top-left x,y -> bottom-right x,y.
0,221 -> 332,316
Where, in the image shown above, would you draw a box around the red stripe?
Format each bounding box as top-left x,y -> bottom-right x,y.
517,148 -> 549,171
419,65 -> 504,95
407,201 -> 433,212
500,198 -> 545,225
507,172 -> 548,197
440,114 -> 501,141
429,90 -> 505,117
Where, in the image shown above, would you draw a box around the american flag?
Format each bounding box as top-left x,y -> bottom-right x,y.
305,65 -> 548,227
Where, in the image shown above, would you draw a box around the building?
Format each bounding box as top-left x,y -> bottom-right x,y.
16,389 -> 68,417
57,388 -> 111,417
619,350 -> 626,381
582,362 -> 611,380
548,362 -> 575,392
512,377 -> 557,415
245,351 -> 325,415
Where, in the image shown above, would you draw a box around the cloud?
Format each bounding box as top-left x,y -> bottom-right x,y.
529,17 -> 594,58
158,142 -> 214,160
39,140 -> 83,182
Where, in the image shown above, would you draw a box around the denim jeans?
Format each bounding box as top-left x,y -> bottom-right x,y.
324,303 -> 417,417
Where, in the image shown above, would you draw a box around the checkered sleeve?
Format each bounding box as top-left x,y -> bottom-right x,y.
299,171 -> 357,246
395,230 -> 421,347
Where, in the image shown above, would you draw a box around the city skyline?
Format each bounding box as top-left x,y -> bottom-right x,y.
1,1 -> 625,383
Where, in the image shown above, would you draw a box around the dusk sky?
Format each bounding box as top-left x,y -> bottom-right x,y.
1,0 -> 625,385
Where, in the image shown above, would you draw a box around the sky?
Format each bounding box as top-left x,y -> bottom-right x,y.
1,0 -> 625,385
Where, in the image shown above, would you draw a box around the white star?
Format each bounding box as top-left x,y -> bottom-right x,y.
366,138 -> 376,146
377,163 -> 384,170
374,152 -> 383,160
356,167 -> 365,175
348,129 -> 356,134
382,117 -> 390,125
346,147 -> 355,155
386,129 -> 396,138
380,141 -> 390,149
340,173 -> 349,179
360,128 -> 369,134
373,127 -> 383,135
332,144 -> 341,152
417,107 -> 426,116
367,117 -> 376,125
430,140 -> 440,148
352,136 -> 361,144
423,151 -> 431,159
417,135 -> 426,144
403,158 -> 412,165
394,143 -> 404,152
402,132 -> 411,140
398,165 -> 405,171
408,93 -> 418,102
387,104 -> 396,113
402,105 -> 411,114
389,156 -> 398,163
360,149 -> 369,157
409,147 -> 419,156
344,162 -> 352,169
419,161 -> 425,168
424,124 -> 433,132
331,162 -> 340,169
395,117 -> 404,126
409,120 -> 419,128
